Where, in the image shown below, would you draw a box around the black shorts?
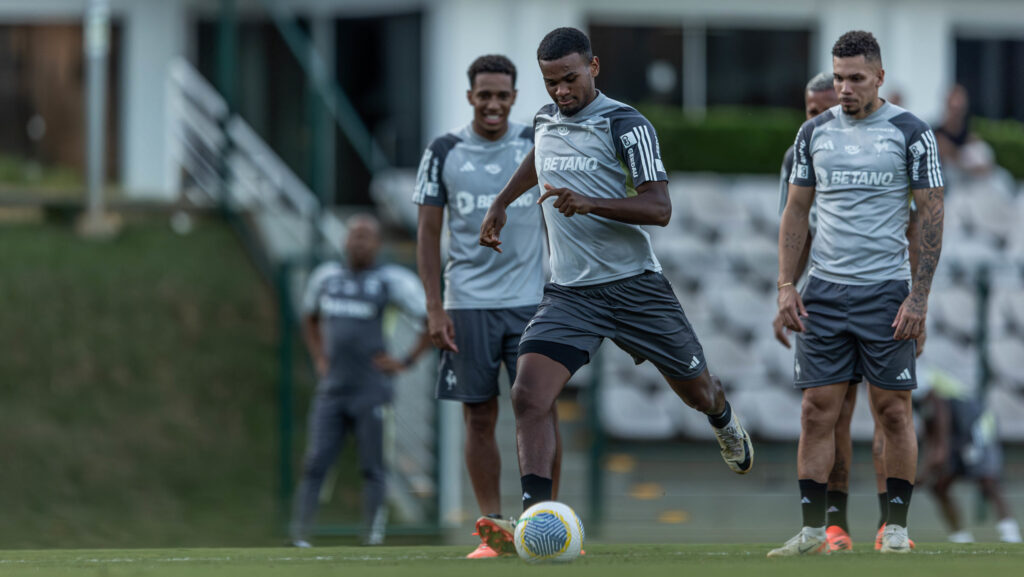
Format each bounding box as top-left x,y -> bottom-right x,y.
435,306 -> 535,403
519,271 -> 706,380
795,277 -> 917,390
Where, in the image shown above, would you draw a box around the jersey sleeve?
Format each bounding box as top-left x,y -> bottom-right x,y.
381,264 -> 427,320
788,121 -> 817,188
412,135 -> 458,207
778,146 -> 795,216
301,262 -> 340,315
612,113 -> 669,186
905,127 -> 944,190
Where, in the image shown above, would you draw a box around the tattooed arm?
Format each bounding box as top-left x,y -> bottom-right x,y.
777,183 -> 815,332
893,186 -> 944,340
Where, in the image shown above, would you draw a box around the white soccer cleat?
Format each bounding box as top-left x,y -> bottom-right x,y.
997,518 -> 1022,543
880,524 -> 912,554
713,413 -> 754,474
948,530 -> 974,544
767,526 -> 829,558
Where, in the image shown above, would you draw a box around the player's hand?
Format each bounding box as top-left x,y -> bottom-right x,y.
373,353 -> 406,375
772,312 -> 792,348
479,205 -> 507,253
538,184 -> 596,217
427,308 -> 459,353
893,291 -> 927,341
777,285 -> 807,333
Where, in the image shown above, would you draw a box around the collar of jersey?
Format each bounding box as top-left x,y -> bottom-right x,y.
556,90 -> 607,123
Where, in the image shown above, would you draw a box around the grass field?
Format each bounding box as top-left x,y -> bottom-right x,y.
1,543 -> 1021,577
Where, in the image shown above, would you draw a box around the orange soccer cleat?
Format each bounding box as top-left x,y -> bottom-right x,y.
466,540 -> 500,559
826,525 -> 853,551
474,516 -> 517,556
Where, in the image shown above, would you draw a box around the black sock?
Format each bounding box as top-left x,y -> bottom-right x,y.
798,479 -> 828,528
707,401 -> 733,429
886,478 -> 914,527
521,474 -> 553,510
877,493 -> 888,529
826,490 -> 849,531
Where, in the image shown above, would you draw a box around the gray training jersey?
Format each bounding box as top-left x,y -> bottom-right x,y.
533,92 -> 666,286
412,122 -> 545,310
302,262 -> 426,403
789,101 -> 943,285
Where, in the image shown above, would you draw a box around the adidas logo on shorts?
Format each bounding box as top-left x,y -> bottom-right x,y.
896,368 -> 912,381
689,355 -> 700,370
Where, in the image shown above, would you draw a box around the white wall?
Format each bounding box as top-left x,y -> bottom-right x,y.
424,0 -> 583,142
121,0 -> 186,199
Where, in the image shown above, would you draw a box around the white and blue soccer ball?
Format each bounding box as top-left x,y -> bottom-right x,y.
513,501 -> 585,563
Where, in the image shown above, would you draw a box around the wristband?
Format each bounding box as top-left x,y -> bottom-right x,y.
777,282 -> 794,290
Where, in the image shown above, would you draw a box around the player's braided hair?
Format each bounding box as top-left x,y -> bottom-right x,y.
806,72 -> 834,93
537,27 -> 592,62
467,54 -> 517,88
832,30 -> 882,65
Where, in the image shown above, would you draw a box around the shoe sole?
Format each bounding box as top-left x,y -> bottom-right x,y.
728,434 -> 754,474
475,519 -> 516,556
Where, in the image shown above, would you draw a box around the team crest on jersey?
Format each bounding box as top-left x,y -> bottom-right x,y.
620,132 -> 638,148
873,140 -> 890,153
455,191 -> 476,216
556,126 -> 570,136
484,164 -> 502,175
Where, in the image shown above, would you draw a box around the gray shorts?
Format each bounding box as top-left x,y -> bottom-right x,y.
519,271 -> 706,380
435,306 -> 535,403
795,276 -> 917,390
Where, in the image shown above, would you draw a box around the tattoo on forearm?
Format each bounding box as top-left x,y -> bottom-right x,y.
910,187 -> 944,312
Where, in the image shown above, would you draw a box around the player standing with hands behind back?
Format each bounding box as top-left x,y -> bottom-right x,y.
478,26 -> 754,555
770,31 -> 944,557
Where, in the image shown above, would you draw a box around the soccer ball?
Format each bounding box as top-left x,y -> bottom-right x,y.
513,501 -> 585,563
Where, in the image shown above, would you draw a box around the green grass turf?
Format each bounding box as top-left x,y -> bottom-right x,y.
0,543 -> 1021,577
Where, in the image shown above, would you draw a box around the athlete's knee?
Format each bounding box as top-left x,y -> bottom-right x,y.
511,380 -> 555,419
464,400 -> 498,436
301,453 -> 334,480
801,392 -> 841,432
874,397 -> 912,431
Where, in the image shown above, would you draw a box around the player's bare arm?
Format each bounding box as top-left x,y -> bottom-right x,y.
905,206 -> 926,355
301,314 -> 328,378
416,205 -> 458,352
893,186 -> 944,340
777,183 -> 814,332
538,179 -> 671,226
479,148 -> 538,253
772,228 -> 813,347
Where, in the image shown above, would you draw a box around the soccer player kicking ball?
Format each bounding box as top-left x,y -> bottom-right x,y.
479,26 -> 754,555
414,54 -> 562,559
770,30 -> 944,557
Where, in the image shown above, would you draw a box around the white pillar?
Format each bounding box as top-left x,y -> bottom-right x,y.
121,0 -> 185,199
424,0 -> 583,145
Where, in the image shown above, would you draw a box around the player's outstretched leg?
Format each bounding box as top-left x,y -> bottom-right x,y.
665,371 -> 753,474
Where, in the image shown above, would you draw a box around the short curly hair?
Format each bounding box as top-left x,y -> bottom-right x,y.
467,54 -> 517,88
537,27 -> 592,62
832,30 -> 882,65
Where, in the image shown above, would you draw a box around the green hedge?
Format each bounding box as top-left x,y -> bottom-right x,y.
973,117 -> 1024,180
640,105 -> 804,174
643,105 -> 1024,180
